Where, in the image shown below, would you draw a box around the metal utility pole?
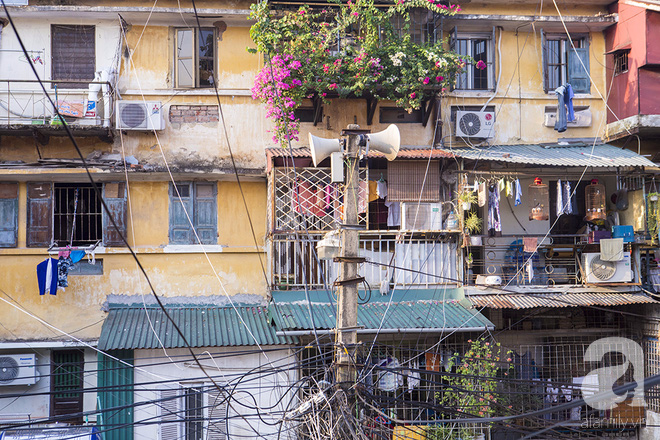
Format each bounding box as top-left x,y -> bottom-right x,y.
335,124 -> 366,385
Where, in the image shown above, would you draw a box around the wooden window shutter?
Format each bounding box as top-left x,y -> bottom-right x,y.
103,182 -> 127,247
169,183 -> 193,244
160,389 -> 182,440
194,182 -> 218,245
387,161 -> 441,202
51,25 -> 96,88
27,182 -> 52,247
207,389 -> 228,440
568,44 -> 590,94
0,183 -> 18,248
541,30 -> 549,93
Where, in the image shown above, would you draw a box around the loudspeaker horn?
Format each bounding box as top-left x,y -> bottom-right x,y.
309,133 -> 341,166
366,124 -> 400,161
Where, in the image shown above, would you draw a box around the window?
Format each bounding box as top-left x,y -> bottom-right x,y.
543,33 -> 590,94
50,350 -> 84,423
160,386 -> 228,440
451,31 -> 494,90
51,25 -> 95,89
169,182 -> 218,244
0,183 -> 18,248
27,182 -> 127,248
391,8 -> 442,44
614,50 -> 629,76
175,28 -> 216,88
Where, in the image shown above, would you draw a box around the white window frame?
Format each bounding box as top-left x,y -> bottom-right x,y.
174,27 -> 217,88
160,384 -> 228,440
452,32 -> 495,91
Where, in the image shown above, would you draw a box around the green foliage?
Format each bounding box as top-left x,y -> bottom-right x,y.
648,192 -> 660,243
428,338 -> 514,440
249,0 -> 467,146
464,212 -> 482,235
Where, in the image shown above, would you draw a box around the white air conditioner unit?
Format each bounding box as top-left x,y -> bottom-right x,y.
582,252 -> 632,284
0,354 -> 38,386
116,101 -> 165,130
400,202 -> 442,231
455,110 -> 495,138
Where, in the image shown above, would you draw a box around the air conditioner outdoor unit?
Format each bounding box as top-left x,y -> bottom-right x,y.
582,252 -> 632,284
400,202 -> 442,231
116,101 -> 165,130
455,110 -> 495,138
0,354 -> 38,386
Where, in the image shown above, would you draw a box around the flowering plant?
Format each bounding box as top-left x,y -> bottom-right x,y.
429,338 -> 513,440
249,0 -> 466,145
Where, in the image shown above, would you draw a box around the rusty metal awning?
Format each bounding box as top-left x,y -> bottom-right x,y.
467,292 -> 657,309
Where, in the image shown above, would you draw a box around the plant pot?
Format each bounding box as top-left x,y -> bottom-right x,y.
462,202 -> 471,211
470,236 -> 482,246
651,195 -> 658,202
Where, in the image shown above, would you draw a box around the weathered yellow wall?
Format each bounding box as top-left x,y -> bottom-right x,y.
440,27 -> 607,145
0,179 -> 267,341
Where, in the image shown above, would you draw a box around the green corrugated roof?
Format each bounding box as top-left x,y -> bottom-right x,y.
98,306 -> 295,350
268,289 -> 493,332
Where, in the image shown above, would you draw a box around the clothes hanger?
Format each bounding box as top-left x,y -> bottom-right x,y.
379,173 -> 385,183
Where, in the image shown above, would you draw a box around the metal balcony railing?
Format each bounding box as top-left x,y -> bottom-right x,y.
269,232 -> 458,290
0,79 -> 113,128
465,234 -> 588,287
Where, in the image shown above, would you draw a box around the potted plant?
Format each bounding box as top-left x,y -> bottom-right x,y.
464,211 -> 483,246
457,189 -> 477,211
648,192 -> 660,243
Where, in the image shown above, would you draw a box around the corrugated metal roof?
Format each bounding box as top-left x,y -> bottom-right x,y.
98,306 -> 295,350
438,144 -> 655,167
266,147 -> 452,160
268,300 -> 493,331
467,292 -> 657,309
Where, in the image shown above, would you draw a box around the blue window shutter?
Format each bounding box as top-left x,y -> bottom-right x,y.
194,183 -> 217,245
27,182 -> 52,247
169,183 -> 193,244
568,46 -> 590,94
0,183 -> 18,248
103,183 -> 127,247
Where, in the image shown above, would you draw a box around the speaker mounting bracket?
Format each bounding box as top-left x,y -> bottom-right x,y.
366,97 -> 378,126
311,93 -> 324,126
421,95 -> 437,127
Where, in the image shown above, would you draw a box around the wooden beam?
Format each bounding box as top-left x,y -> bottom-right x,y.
421,95 -> 437,128
366,97 -> 378,126
312,94 -> 323,126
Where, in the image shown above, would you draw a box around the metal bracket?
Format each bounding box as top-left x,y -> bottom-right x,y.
333,256 -> 366,263
333,276 -> 365,287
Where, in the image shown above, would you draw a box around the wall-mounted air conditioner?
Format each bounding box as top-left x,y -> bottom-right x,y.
455,110 -> 495,138
544,108 -> 592,128
582,252 -> 632,284
400,202 -> 442,231
116,101 -> 165,130
0,354 -> 38,386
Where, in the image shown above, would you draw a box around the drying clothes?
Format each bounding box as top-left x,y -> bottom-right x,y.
310,186 -> 324,217
377,357 -> 402,392
556,179 -> 564,217
384,201 -> 400,227
70,250 -> 86,264
57,256 -> 74,288
554,84 -> 575,132
407,359 -> 421,392
37,258 -> 58,296
368,181 -> 379,203
292,181 -> 313,215
527,261 -> 534,283
487,184 -> 501,236
377,180 -> 388,199
514,179 -> 522,206
478,183 -> 487,207
523,237 -> 538,253
563,180 -> 576,214
58,249 -> 71,259
497,178 -> 505,194
505,179 -> 512,197
600,238 -> 624,261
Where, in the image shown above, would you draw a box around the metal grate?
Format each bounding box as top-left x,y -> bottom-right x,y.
53,184 -> 102,246
272,167 -> 368,232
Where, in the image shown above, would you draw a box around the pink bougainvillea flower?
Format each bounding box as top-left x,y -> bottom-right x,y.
352,11 -> 359,16
476,60 -> 487,70
410,92 -> 416,99
423,77 -> 430,84
435,76 -> 442,82
329,83 -> 337,89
